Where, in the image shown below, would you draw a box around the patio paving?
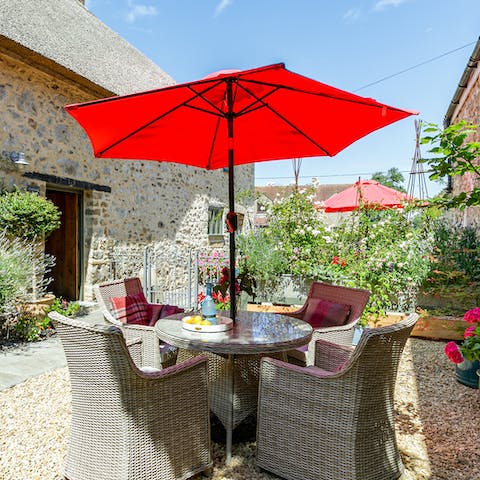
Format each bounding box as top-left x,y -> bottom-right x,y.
0,307 -> 104,391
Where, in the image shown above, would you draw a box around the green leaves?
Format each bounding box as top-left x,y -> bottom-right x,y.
0,189 -> 61,240
420,120 -> 480,209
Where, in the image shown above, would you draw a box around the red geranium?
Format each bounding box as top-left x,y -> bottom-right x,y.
444,341 -> 464,364
464,308 -> 480,324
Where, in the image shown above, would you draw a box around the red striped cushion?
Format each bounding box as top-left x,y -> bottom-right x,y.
110,292 -> 152,326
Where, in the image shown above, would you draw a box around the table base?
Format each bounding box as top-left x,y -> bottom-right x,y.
177,349 -> 287,463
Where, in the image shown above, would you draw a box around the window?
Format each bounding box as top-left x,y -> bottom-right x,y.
208,206 -> 224,235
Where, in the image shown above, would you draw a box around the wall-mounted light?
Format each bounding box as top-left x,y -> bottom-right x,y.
27,185 -> 40,194
1,150 -> 29,166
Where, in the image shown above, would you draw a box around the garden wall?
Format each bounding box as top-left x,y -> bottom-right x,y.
0,51 -> 254,300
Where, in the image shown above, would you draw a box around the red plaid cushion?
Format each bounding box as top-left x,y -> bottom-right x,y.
110,292 -> 152,326
303,299 -> 351,328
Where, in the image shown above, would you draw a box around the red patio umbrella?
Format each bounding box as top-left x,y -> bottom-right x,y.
64,63 -> 417,319
323,179 -> 413,212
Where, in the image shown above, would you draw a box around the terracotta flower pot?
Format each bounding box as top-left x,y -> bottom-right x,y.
18,294 -> 56,320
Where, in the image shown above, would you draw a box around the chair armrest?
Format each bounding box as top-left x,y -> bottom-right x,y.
260,357 -> 346,392
313,339 -> 354,371
134,354 -> 207,380
125,336 -> 142,347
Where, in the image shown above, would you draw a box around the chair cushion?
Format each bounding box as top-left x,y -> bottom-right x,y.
303,298 -> 351,328
148,304 -> 185,326
110,292 -> 152,326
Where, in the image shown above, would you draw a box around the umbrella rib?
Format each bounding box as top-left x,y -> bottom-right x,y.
186,85 -> 226,117
236,82 -> 332,156
235,88 -> 279,116
97,81 -> 223,156
241,78 -> 408,112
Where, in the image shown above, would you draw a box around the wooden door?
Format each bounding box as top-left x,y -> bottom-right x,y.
45,190 -> 79,300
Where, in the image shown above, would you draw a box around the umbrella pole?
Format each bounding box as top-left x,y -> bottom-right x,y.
228,154 -> 236,320
227,80 -> 236,321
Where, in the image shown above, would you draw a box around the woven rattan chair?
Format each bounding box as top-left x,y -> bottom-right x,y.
286,282 -> 370,365
49,311 -> 211,480
94,277 -> 177,369
256,312 -> 419,480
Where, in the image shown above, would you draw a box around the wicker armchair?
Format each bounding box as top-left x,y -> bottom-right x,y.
286,282 -> 370,365
94,277 -> 177,369
256,312 -> 419,480
49,311 -> 211,480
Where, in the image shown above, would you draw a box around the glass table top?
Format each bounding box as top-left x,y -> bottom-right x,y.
154,310 -> 313,355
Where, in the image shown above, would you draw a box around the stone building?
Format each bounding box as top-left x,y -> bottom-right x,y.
444,37 -> 480,226
0,0 -> 254,301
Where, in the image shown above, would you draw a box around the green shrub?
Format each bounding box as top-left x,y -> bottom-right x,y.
46,298 -> 81,317
0,232 -> 55,339
0,189 -> 61,240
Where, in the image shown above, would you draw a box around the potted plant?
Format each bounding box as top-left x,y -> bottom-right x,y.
444,307 -> 480,388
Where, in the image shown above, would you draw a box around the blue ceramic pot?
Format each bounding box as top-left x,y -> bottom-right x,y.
455,359 -> 480,388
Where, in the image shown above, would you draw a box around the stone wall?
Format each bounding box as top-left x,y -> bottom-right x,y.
0,51 -> 254,299
449,65 -> 480,226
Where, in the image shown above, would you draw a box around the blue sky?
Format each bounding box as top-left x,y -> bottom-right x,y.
85,0 -> 479,196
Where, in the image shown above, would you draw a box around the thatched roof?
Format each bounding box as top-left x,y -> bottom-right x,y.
0,0 -> 174,95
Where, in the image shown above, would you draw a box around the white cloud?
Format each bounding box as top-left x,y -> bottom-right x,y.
214,0 -> 234,17
125,2 -> 158,23
374,0 -> 406,11
343,8 -> 362,22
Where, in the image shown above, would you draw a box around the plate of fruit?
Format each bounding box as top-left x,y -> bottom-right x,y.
181,315 -> 233,332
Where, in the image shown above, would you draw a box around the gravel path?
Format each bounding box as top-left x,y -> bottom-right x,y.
1,338 -> 479,480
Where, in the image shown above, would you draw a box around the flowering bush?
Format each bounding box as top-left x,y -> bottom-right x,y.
238,190 -> 434,318
197,257 -> 256,311
197,250 -> 229,284
444,308 -> 480,364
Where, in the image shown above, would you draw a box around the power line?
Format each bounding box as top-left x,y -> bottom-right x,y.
353,40 -> 477,92
256,170 -> 423,180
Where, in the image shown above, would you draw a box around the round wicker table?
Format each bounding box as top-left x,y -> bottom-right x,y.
155,310 -> 312,463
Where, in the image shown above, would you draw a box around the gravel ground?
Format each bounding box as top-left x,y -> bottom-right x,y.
1,338 -> 479,480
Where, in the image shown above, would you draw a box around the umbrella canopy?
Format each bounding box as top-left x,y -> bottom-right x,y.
65,63 -> 417,319
323,179 -> 413,213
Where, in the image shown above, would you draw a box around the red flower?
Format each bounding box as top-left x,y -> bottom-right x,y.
197,292 -> 205,303
464,308 -> 480,324
340,259 -> 347,267
331,256 -> 340,265
464,325 -> 476,338
444,341 -> 464,364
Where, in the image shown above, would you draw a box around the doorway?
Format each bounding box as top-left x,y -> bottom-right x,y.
45,189 -> 82,300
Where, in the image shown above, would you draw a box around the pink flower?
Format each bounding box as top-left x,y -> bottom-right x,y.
444,341 -> 464,364
464,325 -> 476,338
464,308 -> 480,324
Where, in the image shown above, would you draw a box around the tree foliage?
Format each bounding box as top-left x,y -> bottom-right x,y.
0,189 -> 61,240
371,167 -> 406,192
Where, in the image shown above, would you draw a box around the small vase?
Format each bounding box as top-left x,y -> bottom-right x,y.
455,359 -> 480,388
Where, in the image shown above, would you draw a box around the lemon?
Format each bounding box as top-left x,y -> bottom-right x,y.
201,320 -> 212,326
193,315 -> 203,324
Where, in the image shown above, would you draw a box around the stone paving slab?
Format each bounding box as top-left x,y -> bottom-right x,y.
0,309 -> 106,391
